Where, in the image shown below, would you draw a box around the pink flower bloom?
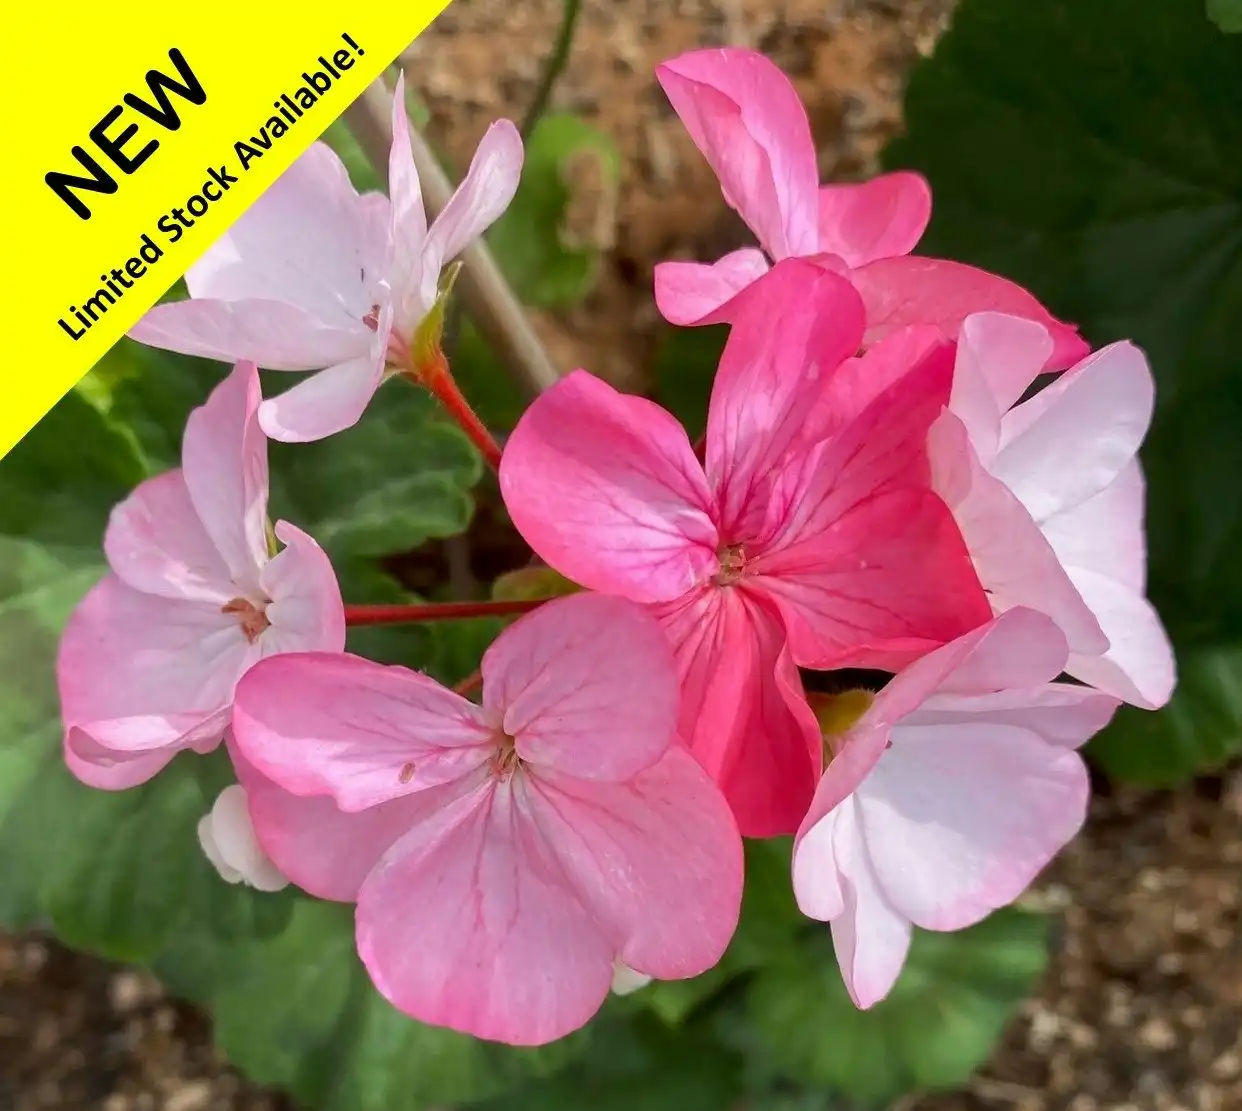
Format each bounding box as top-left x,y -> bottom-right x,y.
197,783 -> 289,892
499,260 -> 991,836
230,592 -> 742,1046
927,313 -> 1176,709
129,74 -> 523,443
57,362 -> 345,790
792,608 -> 1118,1009
654,47 -> 1086,367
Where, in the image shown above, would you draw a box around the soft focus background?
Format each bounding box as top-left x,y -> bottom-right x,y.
4,1 -> 1242,1109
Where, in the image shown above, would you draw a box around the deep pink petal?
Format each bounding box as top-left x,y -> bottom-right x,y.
526,747 -> 742,979
499,371 -> 718,603
702,260 -> 866,540
657,48 -> 819,258
232,654 -> 495,811
652,249 -> 771,326
180,362 -> 270,591
356,777 -> 615,1045
655,586 -> 821,837
816,172 -> 931,267
257,355 -> 385,443
851,257 -> 1088,370
258,521 -> 346,655
103,470 -> 233,602
482,594 -> 677,781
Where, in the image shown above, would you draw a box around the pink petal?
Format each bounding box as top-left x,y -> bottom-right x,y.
929,412 -> 1108,656
525,746 -> 743,980
128,298 -> 369,371
64,726 -> 182,790
180,362 -> 270,591
356,777 -> 616,1045
256,354 -> 386,443
186,141 -> 388,329
385,71 -> 431,322
1064,569 -> 1176,709
652,249 -> 770,326
816,172 -> 932,267
915,683 -> 1120,750
702,260 -> 866,540
103,470 -> 234,602
198,784 -> 288,891
499,371 -> 719,604
993,342 -> 1154,523
231,652 -> 495,811
850,257 -> 1089,370
655,586 -> 821,837
657,48 -> 819,259
482,594 -> 678,781
1041,461 -> 1146,594
258,521 -> 346,655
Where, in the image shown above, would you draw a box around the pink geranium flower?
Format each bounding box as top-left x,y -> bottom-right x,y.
230,592 -> 742,1046
793,608 -> 1119,1008
928,313 -> 1176,708
499,260 -> 991,837
654,47 -> 1086,367
129,74 -> 523,443
57,362 -> 345,789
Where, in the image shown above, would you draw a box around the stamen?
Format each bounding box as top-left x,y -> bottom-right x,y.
222,597 -> 271,643
490,735 -> 522,780
714,544 -> 748,586
398,762 -> 416,785
362,304 -> 381,332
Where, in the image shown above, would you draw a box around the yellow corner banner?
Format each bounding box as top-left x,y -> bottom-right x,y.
1,6 -> 453,460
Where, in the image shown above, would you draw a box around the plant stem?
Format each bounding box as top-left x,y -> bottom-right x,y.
344,78 -> 560,396
521,0 -> 584,140
344,598 -> 550,627
454,669 -> 483,696
409,356 -> 504,471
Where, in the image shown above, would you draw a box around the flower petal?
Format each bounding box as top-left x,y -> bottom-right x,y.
356,778 -> 616,1045
199,784 -> 289,892
483,594 -> 678,781
181,362 -> 270,590
652,249 -> 770,326
656,586 -> 821,837
386,71 -> 430,324
816,172 -> 931,267
256,355 -> 386,443
850,256 -> 1089,370
657,48 -> 819,258
103,470 -> 234,602
231,652 -> 495,811
258,521 -> 346,655
500,370 -> 718,603
914,682 -> 1119,750
526,746 -> 742,980
1041,461 -> 1146,594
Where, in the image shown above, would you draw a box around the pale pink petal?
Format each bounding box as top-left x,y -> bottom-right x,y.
610,963 -> 653,995
929,413 -> 1108,656
64,728 -> 181,790
850,257 -> 1089,370
231,652 -> 495,811
483,594 -> 677,781
652,249 -> 770,325
256,355 -> 385,443
186,142 -> 388,328
657,48 -> 819,258
499,371 -> 718,603
181,362 -> 270,590
949,313 -> 1055,466
703,260 -> 866,540
655,586 -> 821,837
1041,461 -> 1146,594
258,521 -> 346,655
915,683 -> 1119,750
356,778 -> 616,1045
817,172 -> 932,267
198,785 -> 289,891
128,299 -> 369,371
103,471 -> 233,602
526,746 -> 742,979
424,120 -> 524,277
993,342 -> 1154,522
386,71 -> 430,322
1063,569 -> 1176,709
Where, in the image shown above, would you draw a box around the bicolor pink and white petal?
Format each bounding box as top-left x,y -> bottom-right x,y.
128,75 -> 523,442
501,259 -> 991,836
57,362 -> 345,790
793,609 -> 1119,1008
653,47 -> 1085,367
931,312 -> 1176,709
231,592 -> 743,1046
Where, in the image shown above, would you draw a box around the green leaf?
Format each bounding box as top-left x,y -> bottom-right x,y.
489,113 -> 620,307
748,910 -> 1048,1107
1208,0 -> 1242,33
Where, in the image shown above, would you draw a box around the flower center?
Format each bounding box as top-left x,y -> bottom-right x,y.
714,544 -> 749,587
808,689 -> 875,761
222,597 -> 271,644
490,734 -> 522,780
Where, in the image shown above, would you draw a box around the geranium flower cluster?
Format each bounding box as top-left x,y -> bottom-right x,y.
56,51 -> 1174,1043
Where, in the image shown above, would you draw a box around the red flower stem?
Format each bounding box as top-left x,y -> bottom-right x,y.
454,669 -> 483,695
344,598 -> 549,627
413,356 -> 504,472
